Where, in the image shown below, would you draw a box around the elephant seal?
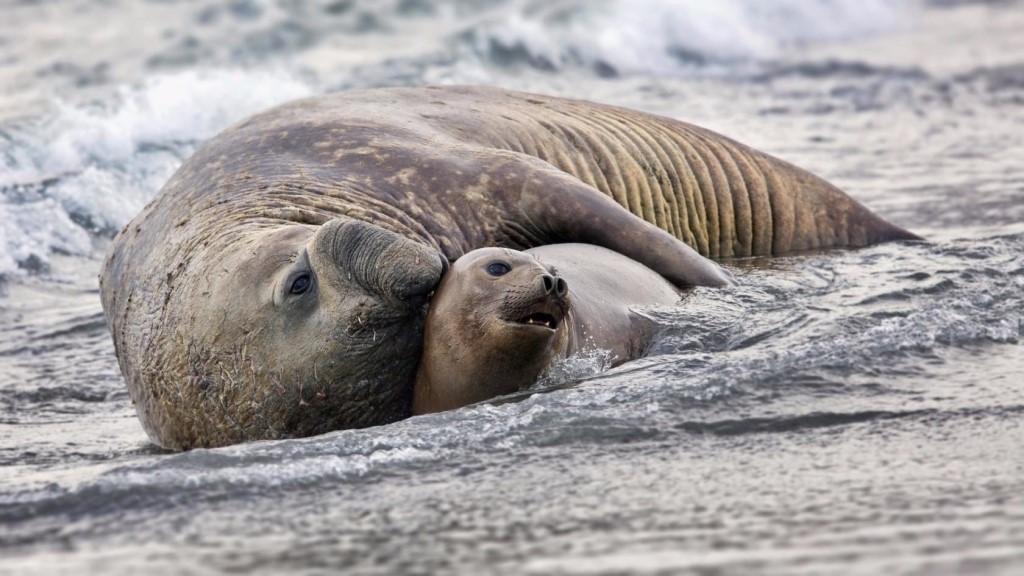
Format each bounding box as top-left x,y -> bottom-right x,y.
412,244 -> 681,414
99,85 -> 919,450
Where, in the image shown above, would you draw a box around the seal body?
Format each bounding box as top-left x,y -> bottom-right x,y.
412,245 -> 682,414
100,85 -> 919,449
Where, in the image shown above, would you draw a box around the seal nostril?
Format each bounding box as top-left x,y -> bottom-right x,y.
541,274 -> 554,294
556,278 -> 568,296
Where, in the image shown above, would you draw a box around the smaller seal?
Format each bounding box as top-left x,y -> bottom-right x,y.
412,244 -> 684,414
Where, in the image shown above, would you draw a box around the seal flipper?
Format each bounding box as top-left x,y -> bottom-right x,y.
494,151 -> 735,288
420,86 -> 918,257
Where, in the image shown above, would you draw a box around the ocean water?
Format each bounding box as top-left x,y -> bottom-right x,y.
2,0 -> 1023,574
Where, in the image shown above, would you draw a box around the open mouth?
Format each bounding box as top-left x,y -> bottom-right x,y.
517,312 -> 559,330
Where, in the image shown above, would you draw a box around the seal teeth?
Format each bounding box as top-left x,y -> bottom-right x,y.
522,313 -> 557,329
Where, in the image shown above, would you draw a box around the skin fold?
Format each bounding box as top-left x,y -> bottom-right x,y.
100,86 -> 919,449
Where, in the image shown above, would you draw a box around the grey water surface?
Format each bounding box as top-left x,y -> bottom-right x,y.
1,1 -> 1023,574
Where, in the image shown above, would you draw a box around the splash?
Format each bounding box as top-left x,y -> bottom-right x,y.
532,347 -> 614,390
0,69 -> 313,278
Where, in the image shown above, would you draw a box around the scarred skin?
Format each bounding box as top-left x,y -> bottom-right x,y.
412,245 -> 682,414
99,85 -> 919,450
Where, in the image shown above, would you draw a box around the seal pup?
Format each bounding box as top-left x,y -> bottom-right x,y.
100,86 -> 920,449
412,244 -> 683,414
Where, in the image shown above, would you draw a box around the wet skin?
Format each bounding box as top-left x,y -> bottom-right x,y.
412,245 -> 684,414
100,86 -> 918,449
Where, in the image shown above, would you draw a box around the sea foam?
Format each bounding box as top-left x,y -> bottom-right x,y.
0,69 -> 312,278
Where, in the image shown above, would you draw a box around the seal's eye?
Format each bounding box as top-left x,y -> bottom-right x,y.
486,261 -> 511,277
290,273 -> 312,295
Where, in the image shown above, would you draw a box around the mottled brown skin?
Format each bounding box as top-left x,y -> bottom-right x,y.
412,245 -> 682,414
100,85 -> 919,450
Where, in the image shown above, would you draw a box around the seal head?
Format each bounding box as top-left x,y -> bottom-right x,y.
412,248 -> 572,413
412,244 -> 688,414
106,215 -> 446,449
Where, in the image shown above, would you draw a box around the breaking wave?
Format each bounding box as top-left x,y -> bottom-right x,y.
0,69 -> 312,278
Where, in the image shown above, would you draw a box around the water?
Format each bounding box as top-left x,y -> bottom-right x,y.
2,0 -> 1023,574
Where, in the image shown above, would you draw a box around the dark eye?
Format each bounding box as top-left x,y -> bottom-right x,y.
289,273 -> 312,295
486,261 -> 511,276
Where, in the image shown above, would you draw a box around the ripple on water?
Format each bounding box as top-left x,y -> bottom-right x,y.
2,1 -> 1024,572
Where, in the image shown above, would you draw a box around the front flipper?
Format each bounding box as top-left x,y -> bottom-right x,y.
419,86 -> 920,257
490,150 -> 735,288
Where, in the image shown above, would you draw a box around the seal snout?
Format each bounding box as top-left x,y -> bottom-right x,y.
314,218 -> 447,308
539,273 -> 568,298
514,272 -> 567,331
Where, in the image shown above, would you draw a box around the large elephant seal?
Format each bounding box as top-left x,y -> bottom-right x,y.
99,85 -> 919,449
412,244 -> 681,414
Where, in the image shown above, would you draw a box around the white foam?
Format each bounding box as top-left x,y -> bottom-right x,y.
45,69 -> 313,174
533,347 -> 613,390
0,68 -> 313,277
0,199 -> 93,275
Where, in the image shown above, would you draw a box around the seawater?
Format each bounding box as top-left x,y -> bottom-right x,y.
1,1 -> 1023,574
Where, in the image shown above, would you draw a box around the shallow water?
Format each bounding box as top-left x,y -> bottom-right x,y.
2,1 -> 1023,574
